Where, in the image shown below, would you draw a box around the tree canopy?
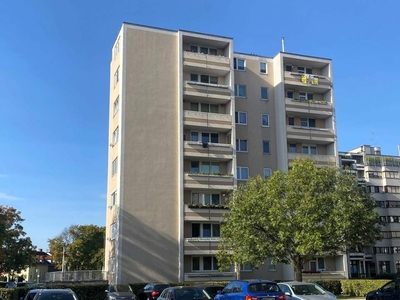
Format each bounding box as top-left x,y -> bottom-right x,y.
216,157 -> 383,281
48,224 -> 105,271
0,206 -> 36,276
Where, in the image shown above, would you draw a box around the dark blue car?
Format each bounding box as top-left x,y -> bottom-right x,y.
215,279 -> 286,300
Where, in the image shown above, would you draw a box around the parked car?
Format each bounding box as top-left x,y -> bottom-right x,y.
0,281 -> 16,288
366,280 -> 400,300
193,285 -> 224,300
214,279 -> 285,300
17,282 -> 35,288
158,286 -> 206,300
277,282 -> 337,300
32,289 -> 79,300
138,283 -> 170,300
106,284 -> 137,300
21,289 -> 41,300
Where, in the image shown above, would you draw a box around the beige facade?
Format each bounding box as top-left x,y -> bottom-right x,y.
105,23 -> 339,284
340,145 -> 400,278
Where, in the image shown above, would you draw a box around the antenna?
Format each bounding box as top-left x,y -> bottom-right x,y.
398,144 -> 400,156
281,37 -> 285,52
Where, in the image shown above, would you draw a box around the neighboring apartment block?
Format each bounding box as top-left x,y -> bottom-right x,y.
105,23 -> 339,284
339,145 -> 400,278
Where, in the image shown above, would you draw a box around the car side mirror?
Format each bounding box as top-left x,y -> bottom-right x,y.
285,292 -> 292,296
217,290 -> 222,294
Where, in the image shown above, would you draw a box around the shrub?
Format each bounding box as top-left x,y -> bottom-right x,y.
340,279 -> 390,297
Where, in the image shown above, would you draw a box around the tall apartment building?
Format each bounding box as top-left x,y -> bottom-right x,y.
339,145 -> 400,278
106,23 -> 339,284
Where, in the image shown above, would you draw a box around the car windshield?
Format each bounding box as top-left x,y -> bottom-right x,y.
175,288 -> 205,300
203,287 -> 222,299
38,293 -> 77,300
115,285 -> 132,292
291,285 -> 324,295
248,283 -> 280,293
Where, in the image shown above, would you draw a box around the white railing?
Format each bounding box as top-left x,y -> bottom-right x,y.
46,270 -> 107,282
183,51 -> 230,64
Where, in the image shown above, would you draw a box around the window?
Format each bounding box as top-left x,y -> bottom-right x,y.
267,258 -> 276,271
288,116 -> 295,126
379,261 -> 391,274
240,263 -> 252,271
111,191 -> 117,206
236,139 -> 248,152
190,102 -> 219,113
317,257 -> 325,270
385,171 -> 400,179
234,84 -> 247,97
190,45 -> 198,52
285,65 -> 292,72
237,167 -> 249,180
114,37 -> 120,58
299,92 -> 314,101
289,143 -> 297,153
386,186 -> 400,193
192,223 -> 220,238
260,62 -> 267,74
298,67 -> 312,74
192,256 -> 218,271
264,168 -> 272,180
300,118 -> 316,127
114,66 -> 120,87
192,193 -> 220,205
234,58 -> 245,71
191,161 -> 200,173
201,162 -> 220,174
112,127 -> 119,145
302,145 -> 317,154
111,223 -> 117,240
261,87 -> 268,100
368,171 -> 383,178
112,157 -> 118,175
263,141 -> 270,154
286,90 -> 294,99
235,111 -> 247,125
190,132 -> 219,143
195,46 -> 218,55
190,74 -> 218,84
261,114 -> 269,127
113,96 -> 120,116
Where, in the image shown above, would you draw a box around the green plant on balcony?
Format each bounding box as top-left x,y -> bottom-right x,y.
188,203 -> 230,209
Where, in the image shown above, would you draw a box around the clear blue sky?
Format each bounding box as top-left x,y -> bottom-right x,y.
0,0 -> 399,251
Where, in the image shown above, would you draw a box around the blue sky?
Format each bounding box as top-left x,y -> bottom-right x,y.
0,0 -> 399,251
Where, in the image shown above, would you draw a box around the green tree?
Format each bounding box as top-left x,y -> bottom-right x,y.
48,224 -> 105,270
217,157 -> 383,281
0,206 -> 36,276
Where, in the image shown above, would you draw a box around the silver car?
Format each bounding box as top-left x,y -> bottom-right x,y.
277,282 -> 337,300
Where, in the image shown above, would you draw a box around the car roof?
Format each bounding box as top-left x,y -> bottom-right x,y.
193,285 -> 224,288
279,282 -> 315,285
39,289 -> 73,293
232,279 -> 276,284
27,289 -> 41,293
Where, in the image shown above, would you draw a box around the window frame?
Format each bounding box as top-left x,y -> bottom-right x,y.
113,96 -> 120,116
114,66 -> 120,87
110,223 -> 117,240
264,168 -> 272,180
299,91 -> 314,101
263,141 -> 271,154
111,190 -> 117,206
190,131 -> 219,144
302,145 -> 318,155
112,157 -> 118,176
286,90 -> 294,99
234,58 -> 246,71
191,192 -> 221,205
288,116 -> 295,126
112,127 -> 119,145
236,139 -> 248,152
191,223 -> 221,238
192,256 -> 219,272
260,61 -> 268,74
261,114 -> 270,127
235,111 -> 247,125
261,87 -> 268,100
234,84 -> 247,97
300,117 -> 316,128
237,166 -> 249,180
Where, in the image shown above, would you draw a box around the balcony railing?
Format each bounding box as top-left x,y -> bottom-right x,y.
284,72 -> 332,92
183,51 -> 230,75
285,98 -> 333,118
184,205 -> 230,221
184,141 -> 233,160
286,126 -> 335,143
184,173 -> 234,190
288,153 -> 336,166
183,110 -> 232,131
183,81 -> 231,104
46,270 -> 107,282
184,272 -> 236,282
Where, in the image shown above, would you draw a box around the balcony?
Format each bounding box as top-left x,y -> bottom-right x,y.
288,153 -> 336,167
183,81 -> 232,105
184,237 -> 220,255
301,270 -> 347,279
184,142 -> 233,161
183,110 -> 232,131
286,125 -> 335,144
284,72 -> 331,93
183,51 -> 230,76
184,173 -> 234,190
184,271 -> 236,282
285,98 -> 333,119
184,205 -> 229,221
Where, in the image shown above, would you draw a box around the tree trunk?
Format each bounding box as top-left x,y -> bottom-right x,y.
293,256 -> 303,281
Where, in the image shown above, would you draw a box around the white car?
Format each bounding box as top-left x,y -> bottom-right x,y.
277,282 -> 337,300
